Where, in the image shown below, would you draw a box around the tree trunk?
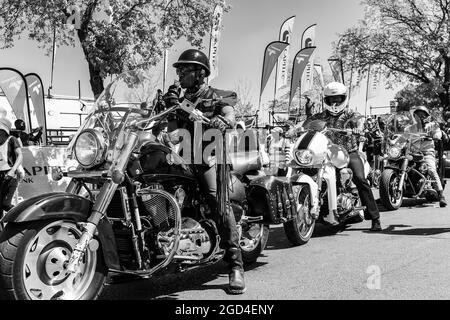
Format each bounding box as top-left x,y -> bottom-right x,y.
87,61 -> 104,100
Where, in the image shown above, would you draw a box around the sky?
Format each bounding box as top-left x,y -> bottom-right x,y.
0,0 -> 399,126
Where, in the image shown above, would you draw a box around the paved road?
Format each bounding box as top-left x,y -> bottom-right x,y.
100,186 -> 450,300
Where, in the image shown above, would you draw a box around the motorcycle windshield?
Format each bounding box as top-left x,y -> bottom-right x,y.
67,70 -> 155,156
385,113 -> 414,135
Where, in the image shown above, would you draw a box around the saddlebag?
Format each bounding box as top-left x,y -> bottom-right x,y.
246,176 -> 296,224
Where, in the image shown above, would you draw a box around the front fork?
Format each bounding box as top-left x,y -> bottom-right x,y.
66,132 -> 139,273
397,158 -> 409,192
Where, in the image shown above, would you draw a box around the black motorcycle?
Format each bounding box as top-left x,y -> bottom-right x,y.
0,71 -> 275,300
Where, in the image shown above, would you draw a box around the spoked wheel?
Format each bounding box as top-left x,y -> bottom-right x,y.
0,220 -> 107,300
240,223 -> 269,265
380,169 -> 403,211
283,186 -> 315,246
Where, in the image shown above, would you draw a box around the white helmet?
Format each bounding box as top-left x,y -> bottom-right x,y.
323,82 -> 349,115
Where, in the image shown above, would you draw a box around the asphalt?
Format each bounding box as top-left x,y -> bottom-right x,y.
100,186 -> 450,300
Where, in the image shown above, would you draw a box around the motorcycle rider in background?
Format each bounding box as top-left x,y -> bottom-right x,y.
303,82 -> 382,231
161,49 -> 246,294
405,106 -> 447,207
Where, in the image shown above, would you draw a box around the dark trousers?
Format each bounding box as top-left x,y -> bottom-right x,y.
348,152 -> 380,220
195,164 -> 243,271
0,171 -> 18,217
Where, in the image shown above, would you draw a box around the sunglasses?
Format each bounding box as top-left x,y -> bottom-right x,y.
176,65 -> 199,75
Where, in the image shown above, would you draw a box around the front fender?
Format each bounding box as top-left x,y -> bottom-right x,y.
290,173 -> 319,213
2,192 -> 121,270
2,192 -> 92,223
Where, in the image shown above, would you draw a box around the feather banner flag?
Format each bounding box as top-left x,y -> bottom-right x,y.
276,16 -> 295,91
0,68 -> 31,133
289,46 -> 316,106
314,64 -> 324,88
25,73 -> 47,143
367,66 -> 382,100
208,4 -> 223,82
328,58 -> 344,84
260,41 -> 289,97
301,24 -> 317,93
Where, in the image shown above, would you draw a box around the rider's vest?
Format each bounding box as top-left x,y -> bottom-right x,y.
303,110 -> 360,152
168,86 -> 238,164
0,136 -> 12,171
405,122 -> 441,156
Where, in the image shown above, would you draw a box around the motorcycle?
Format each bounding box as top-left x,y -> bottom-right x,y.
379,113 -> 448,210
0,71 -> 271,300
361,118 -> 384,188
281,119 -> 367,245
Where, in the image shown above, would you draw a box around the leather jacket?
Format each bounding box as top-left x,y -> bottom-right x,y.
303,109 -> 362,153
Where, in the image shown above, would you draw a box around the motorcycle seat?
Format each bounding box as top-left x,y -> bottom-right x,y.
230,150 -> 262,176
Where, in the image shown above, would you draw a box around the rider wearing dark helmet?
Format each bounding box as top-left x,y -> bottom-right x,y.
405,106 -> 447,207
162,49 -> 246,294
303,82 -> 382,232
11,119 -> 43,147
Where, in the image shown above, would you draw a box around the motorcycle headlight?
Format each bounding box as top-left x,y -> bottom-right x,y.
74,129 -> 107,168
294,149 -> 313,165
387,146 -> 401,159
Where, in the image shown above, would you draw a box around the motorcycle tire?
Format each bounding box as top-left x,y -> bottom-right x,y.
380,169 -> 403,211
283,186 -> 315,246
0,220 -> 107,300
241,224 -> 269,265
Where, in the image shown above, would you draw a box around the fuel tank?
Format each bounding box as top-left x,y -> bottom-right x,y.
128,142 -> 195,179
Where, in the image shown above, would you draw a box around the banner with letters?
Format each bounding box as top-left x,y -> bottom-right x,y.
276,16 -> 295,91
260,41 -> 289,97
13,146 -> 78,205
289,46 -> 316,106
209,4 -> 223,82
300,24 -> 317,93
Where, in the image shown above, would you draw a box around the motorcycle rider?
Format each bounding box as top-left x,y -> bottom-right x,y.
405,106 -> 447,207
303,82 -> 382,231
162,49 -> 246,294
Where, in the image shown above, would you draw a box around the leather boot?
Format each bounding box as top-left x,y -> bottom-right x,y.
224,248 -> 246,294
370,218 -> 382,232
229,268 -> 246,294
439,192 -> 447,207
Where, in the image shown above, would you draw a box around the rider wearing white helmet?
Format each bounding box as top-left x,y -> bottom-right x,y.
405,106 -> 447,207
303,82 -> 382,231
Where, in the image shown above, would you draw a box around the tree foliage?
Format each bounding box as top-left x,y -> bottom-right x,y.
335,0 -> 450,119
0,0 -> 227,97
395,82 -> 442,111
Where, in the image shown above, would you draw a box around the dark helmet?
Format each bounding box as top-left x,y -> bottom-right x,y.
173,49 -> 211,77
14,119 -> 26,131
413,105 -> 431,117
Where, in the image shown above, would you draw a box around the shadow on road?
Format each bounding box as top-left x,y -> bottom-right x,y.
100,259 -> 267,300
347,224 -> 450,236
376,197 -> 434,212
264,224 -> 350,251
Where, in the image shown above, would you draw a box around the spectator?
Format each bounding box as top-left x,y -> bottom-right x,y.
11,119 -> 42,146
0,116 -> 23,217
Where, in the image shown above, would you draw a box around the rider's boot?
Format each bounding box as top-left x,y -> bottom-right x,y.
370,218 -> 382,232
439,191 -> 447,207
225,248 -> 246,294
323,209 -> 339,226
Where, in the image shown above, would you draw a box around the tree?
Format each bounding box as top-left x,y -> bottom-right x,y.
234,77 -> 256,118
0,0 -> 227,98
395,82 -> 442,111
335,0 -> 450,120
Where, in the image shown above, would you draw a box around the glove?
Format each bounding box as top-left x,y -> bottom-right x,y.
163,84 -> 181,107
210,116 -> 231,133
